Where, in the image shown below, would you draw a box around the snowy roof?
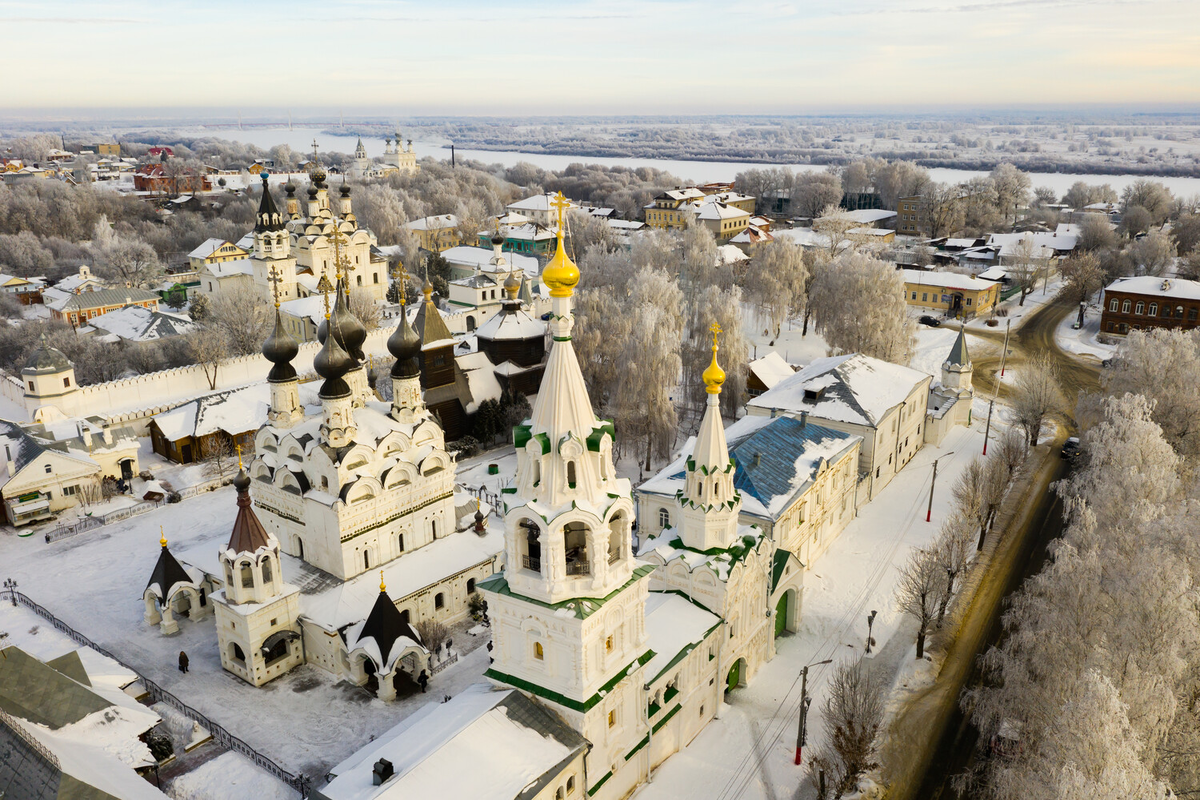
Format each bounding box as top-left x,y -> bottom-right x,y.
150,383 -> 270,441
848,227 -> 894,237
977,267 -> 1008,281
901,269 -> 997,292
493,223 -> 555,242
203,258 -> 253,278
639,415 -> 860,520
344,588 -> 424,667
457,350 -> 504,414
55,286 -> 160,312
986,231 -> 1077,254
643,592 -> 720,682
747,353 -> 931,429
90,305 -> 195,342
695,202 -> 747,221
1104,276 -> 1200,301
405,214 -> 459,232
280,294 -> 327,326
321,684 -> 587,800
507,193 -> 575,213
475,305 -> 546,343
55,272 -> 103,293
144,543 -> 196,602
188,237 -> 239,260
442,246 -> 539,278
748,351 -> 795,390
844,209 -> 897,224
717,244 -> 749,264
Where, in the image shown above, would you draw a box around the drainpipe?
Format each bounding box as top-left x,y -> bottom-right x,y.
714,619 -> 725,720
644,682 -> 654,785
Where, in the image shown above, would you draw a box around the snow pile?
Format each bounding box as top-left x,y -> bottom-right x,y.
167,751 -> 297,800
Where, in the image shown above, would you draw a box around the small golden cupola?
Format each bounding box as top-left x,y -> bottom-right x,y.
702,322 -> 726,394
540,192 -> 580,298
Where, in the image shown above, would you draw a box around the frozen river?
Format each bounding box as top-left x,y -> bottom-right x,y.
153,126 -> 1200,198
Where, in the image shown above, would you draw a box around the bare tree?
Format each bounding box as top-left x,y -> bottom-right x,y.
991,163 -> 1031,227
933,512 -> 976,626
415,618 -> 449,656
1006,237 -> 1045,307
348,287 -> 381,332
791,171 -> 843,220
896,547 -> 941,659
740,238 -> 807,338
813,204 -> 859,257
809,658 -> 884,799
201,436 -> 237,479
98,239 -> 162,288
189,330 -> 229,390
207,293 -> 270,356
1060,251 -> 1106,306
1012,352 -> 1064,447
952,457 -> 988,545
920,182 -> 966,239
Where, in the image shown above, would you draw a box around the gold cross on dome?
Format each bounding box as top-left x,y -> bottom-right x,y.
710,321 -> 723,348
326,224 -> 352,279
267,265 -> 282,308
550,191 -> 571,232
397,262 -> 408,304
235,441 -> 243,468
311,140 -> 319,164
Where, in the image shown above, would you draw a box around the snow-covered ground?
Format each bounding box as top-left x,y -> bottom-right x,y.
744,306 -> 831,367
0,485 -> 500,780
167,752 -> 298,800
1053,302 -> 1116,361
962,275 -> 1064,334
635,420 -> 994,800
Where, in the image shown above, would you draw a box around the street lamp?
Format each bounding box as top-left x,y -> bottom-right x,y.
3,578 -> 16,606
865,610 -> 878,654
926,452 -> 954,522
794,658 -> 834,765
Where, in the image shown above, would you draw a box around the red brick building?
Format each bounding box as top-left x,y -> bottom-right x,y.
133,163 -> 211,194
1100,276 -> 1200,335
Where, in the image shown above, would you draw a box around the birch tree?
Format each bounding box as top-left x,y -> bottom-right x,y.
741,238 -> 807,338
809,252 -> 915,363
933,512 -> 975,626
896,547 -> 941,659
207,292 -> 271,356
1100,329 -> 1200,460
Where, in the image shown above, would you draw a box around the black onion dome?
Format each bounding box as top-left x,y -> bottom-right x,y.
340,184 -> 351,197
317,316 -> 329,345
284,181 -> 296,195
262,309 -> 298,382
233,467 -> 251,493
330,280 -> 367,362
307,185 -> 318,198
314,320 -> 354,400
254,174 -> 285,233
387,310 -> 421,379
490,231 -> 505,247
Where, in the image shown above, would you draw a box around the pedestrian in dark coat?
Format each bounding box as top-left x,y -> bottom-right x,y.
178,651 -> 189,674
418,670 -> 428,693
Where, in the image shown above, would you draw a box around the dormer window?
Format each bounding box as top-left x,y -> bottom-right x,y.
803,386 -> 826,402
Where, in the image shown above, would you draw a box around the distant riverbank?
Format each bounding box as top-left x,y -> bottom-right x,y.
152,126 -> 1200,198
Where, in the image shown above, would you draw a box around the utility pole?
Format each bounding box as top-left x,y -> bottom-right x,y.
794,658 -> 833,765
999,318 -> 1011,379
982,398 -> 995,455
926,452 -> 954,522
865,610 -> 878,654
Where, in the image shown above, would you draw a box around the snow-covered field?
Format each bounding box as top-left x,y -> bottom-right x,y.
167,752 -> 298,800
637,420 -> 993,800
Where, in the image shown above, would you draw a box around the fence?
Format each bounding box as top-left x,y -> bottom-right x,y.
430,651 -> 460,676
0,704 -> 60,770
42,476 -> 229,544
6,589 -> 309,796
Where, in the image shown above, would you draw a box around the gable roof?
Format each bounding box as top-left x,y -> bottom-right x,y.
353,589 -> 424,667
0,647 -> 110,729
187,238 -> 243,260
55,287 -> 160,313
145,543 -> 194,602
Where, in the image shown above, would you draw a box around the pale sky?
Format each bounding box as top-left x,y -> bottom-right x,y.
3,0 -> 1199,114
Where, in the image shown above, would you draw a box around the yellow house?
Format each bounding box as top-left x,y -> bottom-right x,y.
901,269 -> 999,318
405,215 -> 462,252
188,238 -> 250,271
695,201 -> 751,241
644,188 -> 706,230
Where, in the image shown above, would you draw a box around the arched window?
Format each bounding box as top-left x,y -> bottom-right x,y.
225,566 -> 233,586
1177,306 -> 1185,318
566,461 -> 576,488
230,643 -> 245,663
534,642 -> 544,660
564,522 -> 589,576
261,560 -> 272,584
567,776 -> 575,793
659,508 -> 671,530
296,538 -> 304,560
373,272 -> 380,284
397,533 -> 405,552
1149,303 -> 1158,316
467,578 -> 476,594
356,275 -> 363,287
1135,301 -> 1144,315
399,609 -> 410,624
435,593 -> 445,609
523,521 -> 541,573
1121,299 -> 1131,313
240,563 -> 253,588
431,519 -> 438,538
363,550 -> 371,569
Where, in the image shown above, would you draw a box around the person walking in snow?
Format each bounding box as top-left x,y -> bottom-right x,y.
418,670 -> 428,693
178,651 -> 189,674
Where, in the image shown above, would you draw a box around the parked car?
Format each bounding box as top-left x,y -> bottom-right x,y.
1061,437 -> 1081,460
919,315 -> 941,327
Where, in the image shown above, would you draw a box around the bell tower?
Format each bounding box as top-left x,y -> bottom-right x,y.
942,325 -> 973,396
251,174 -> 297,303
481,193 -> 651,789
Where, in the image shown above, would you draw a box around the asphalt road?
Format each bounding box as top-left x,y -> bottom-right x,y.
879,296 -> 1100,799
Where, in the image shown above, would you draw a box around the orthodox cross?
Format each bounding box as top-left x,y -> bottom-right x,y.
326,223 -> 352,280
710,321 -> 723,349
550,191 -> 571,233
397,261 -> 408,305
311,140 -> 320,166
235,441 -> 243,469
267,264 -> 283,308
317,271 -> 334,320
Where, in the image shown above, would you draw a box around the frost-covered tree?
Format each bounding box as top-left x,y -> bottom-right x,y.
207,292 -> 270,356
354,184 -> 406,246
1006,237 -> 1047,307
790,171 -> 843,220
740,237 -> 807,338
1100,329 -> 1200,460
573,288 -> 629,413
1059,251 -> 1105,307
933,511 -> 975,626
348,287 -> 381,332
617,268 -> 683,470
98,238 -> 162,288
1122,228 -> 1176,277
991,163 -> 1031,226
683,284 -> 749,418
1011,352 -> 1063,446
809,658 -> 884,799
809,252 -> 915,363
1120,179 -> 1174,226
813,204 -> 859,257
896,547 -> 941,658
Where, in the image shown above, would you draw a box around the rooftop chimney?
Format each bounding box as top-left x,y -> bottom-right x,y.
372,758 -> 394,785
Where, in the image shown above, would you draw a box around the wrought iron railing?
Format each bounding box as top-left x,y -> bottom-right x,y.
522,555 -> 541,572
565,561 -> 591,576
5,589 -> 309,796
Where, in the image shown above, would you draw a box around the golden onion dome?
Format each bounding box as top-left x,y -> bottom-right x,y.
702,322 -> 725,394
541,232 -> 579,298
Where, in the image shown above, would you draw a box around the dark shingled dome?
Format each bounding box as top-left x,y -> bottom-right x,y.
387,308 -> 421,379
23,334 -> 72,375
262,309 -> 299,382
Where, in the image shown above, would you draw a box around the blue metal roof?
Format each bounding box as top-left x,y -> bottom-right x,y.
670,417 -> 856,512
